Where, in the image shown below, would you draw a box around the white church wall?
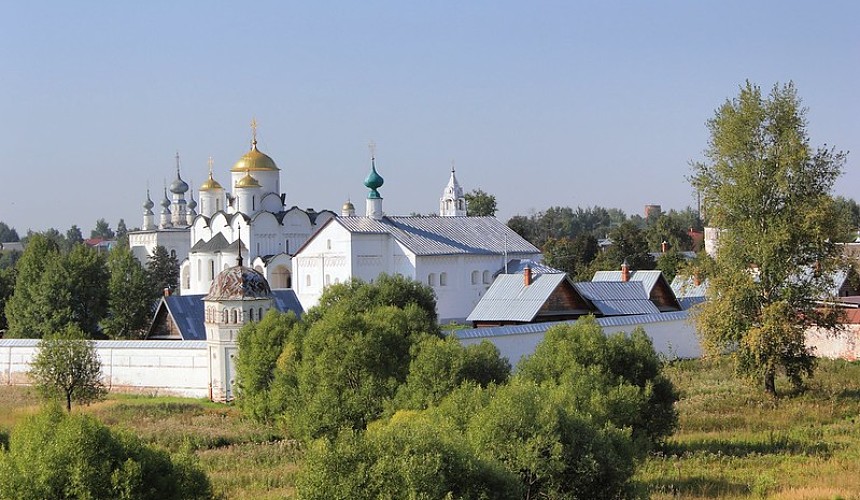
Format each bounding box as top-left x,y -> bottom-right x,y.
293,222 -> 353,309
0,340 -> 210,398
418,254 -> 508,324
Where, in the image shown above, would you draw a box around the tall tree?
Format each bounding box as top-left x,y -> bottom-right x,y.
90,218 -> 115,240
591,220 -> 653,273
463,189 -> 498,217
4,235 -> 60,338
104,245 -> 155,339
691,81 -> 847,394
65,225 -> 84,247
646,213 -> 693,252
0,222 -> 19,243
147,245 -> 179,295
0,267 -> 15,331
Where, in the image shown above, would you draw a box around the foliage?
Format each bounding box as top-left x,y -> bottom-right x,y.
691,81 -> 847,394
40,243 -> 110,337
0,249 -> 21,270
4,234 -> 61,338
0,407 -> 211,500
543,233 -> 599,278
464,188 -> 498,217
517,317 -> 678,446
0,222 -> 19,243
390,336 -> 510,411
0,267 -> 15,331
91,217 -> 116,239
65,224 -> 84,247
468,380 -> 637,499
282,303 -> 437,440
104,244 -> 157,339
306,273 -> 439,329
29,324 -> 107,411
588,220 -> 654,275
833,195 -> 860,241
646,213 -> 694,253
147,245 -> 180,295
296,412 -> 521,499
655,249 -> 687,283
235,310 -> 302,422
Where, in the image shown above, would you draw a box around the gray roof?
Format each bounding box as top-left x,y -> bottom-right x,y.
573,281 -> 660,316
190,233 -> 248,254
333,216 -> 540,257
671,275 -> 708,299
454,310 -> 689,340
497,258 -> 563,276
0,339 -> 207,349
152,290 -> 304,340
592,270 -> 664,295
467,273 -> 579,322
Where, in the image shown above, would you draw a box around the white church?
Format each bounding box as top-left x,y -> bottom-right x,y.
130,122 -> 541,323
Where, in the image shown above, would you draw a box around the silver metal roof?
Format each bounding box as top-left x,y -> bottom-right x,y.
670,275 -> 709,298
592,270 -> 664,295
573,281 -> 660,316
334,216 -> 540,257
467,273 -> 572,322
0,339 -> 207,349
454,310 -> 689,340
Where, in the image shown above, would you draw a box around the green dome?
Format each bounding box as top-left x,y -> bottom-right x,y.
364,159 -> 384,199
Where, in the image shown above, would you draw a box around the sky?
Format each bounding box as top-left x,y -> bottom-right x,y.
1,1 -> 858,235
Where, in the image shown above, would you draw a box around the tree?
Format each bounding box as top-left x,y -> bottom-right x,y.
0,407 -> 211,499
589,220 -> 654,274
543,233 -> 599,278
655,249 -> 687,282
147,245 -> 180,295
90,218 -> 115,239
65,225 -> 84,247
645,213 -> 693,253
0,222 -> 19,243
4,234 -> 60,338
116,219 -> 128,239
463,188 -> 498,217
0,267 -> 15,332
29,325 -> 107,411
691,81 -> 847,394
104,245 -> 156,339
832,196 -> 860,241
390,336 -> 510,412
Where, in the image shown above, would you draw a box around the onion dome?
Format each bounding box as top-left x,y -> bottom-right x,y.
205,265 -> 272,301
170,175 -> 189,194
161,188 -> 171,208
200,172 -> 223,192
364,158 -> 384,199
187,191 -> 198,211
231,139 -> 279,172
143,190 -> 155,210
236,170 -> 262,189
342,200 -> 355,212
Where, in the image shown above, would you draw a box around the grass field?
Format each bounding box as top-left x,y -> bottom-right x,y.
2,357 -> 859,499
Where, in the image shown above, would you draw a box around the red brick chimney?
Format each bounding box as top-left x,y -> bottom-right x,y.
661,240 -> 668,253
621,260 -> 630,282
524,266 -> 532,286
163,287 -> 172,297
693,274 -> 701,287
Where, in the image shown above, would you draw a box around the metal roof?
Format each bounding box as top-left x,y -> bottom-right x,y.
467,273 -> 573,322
678,296 -> 707,310
0,339 -> 207,349
671,275 -> 709,298
573,281 -> 660,316
454,310 -> 689,340
333,216 -> 540,257
592,270 -> 663,295
154,290 -> 304,341
496,258 -> 563,276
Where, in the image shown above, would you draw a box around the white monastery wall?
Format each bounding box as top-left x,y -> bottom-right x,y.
806,325 -> 860,361
0,340 -> 209,398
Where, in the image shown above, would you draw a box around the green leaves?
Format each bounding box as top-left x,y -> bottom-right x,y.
29,325 -> 106,411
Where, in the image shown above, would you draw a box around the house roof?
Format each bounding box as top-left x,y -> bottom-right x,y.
467,273 -> 577,323
147,290 -> 304,340
593,270 -> 663,294
496,258 -> 563,276
573,281 -> 661,316
670,275 -> 708,299
330,216 -> 540,257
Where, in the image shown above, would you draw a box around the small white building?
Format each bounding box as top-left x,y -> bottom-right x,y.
292,155 -> 541,323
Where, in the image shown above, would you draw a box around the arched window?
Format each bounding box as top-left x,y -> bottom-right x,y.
471,270 -> 479,285
222,309 -> 229,323
182,267 -> 190,289
197,260 -> 201,280
259,307 -> 263,319
249,308 -> 254,321
170,249 -> 176,259
209,260 -> 215,280
326,239 -> 332,250
483,270 -> 491,284
306,274 -> 312,287
428,273 -> 436,286
440,272 -> 448,286
231,309 -> 238,324
325,274 -> 331,286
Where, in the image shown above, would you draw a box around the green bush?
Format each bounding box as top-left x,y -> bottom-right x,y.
0,407 -> 211,500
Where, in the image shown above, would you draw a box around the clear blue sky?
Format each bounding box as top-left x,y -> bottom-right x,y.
2,1 -> 858,234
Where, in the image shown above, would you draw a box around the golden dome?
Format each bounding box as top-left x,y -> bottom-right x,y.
231,140 -> 279,172
199,173 -> 223,192
236,171 -> 262,189
342,200 -> 355,212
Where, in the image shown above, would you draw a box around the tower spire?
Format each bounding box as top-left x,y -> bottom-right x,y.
237,224 -> 244,267
251,118 -> 258,148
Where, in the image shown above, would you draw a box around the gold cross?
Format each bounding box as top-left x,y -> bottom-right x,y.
251,118 -> 258,144
208,156 -> 214,175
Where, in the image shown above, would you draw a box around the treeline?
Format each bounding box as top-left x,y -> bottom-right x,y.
236,275 -> 678,498
0,232 -> 178,339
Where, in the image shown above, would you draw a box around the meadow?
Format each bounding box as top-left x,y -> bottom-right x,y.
2,356 -> 859,499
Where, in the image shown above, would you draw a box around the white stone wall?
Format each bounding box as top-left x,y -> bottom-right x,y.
806,325 -> 860,361
0,340 -> 210,398
457,315 -> 701,367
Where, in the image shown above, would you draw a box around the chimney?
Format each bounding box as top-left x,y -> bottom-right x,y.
163,287 -> 171,297
661,240 -> 668,253
693,274 -> 701,287
524,266 -> 532,286
621,260 -> 630,282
